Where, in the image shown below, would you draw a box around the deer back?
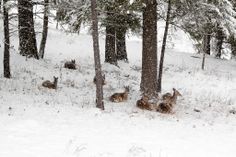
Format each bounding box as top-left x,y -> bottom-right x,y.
136,99 -> 153,111
64,60 -> 76,69
157,102 -> 173,114
42,80 -> 55,89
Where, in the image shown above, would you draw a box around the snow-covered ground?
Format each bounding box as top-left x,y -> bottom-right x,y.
0,20 -> 236,157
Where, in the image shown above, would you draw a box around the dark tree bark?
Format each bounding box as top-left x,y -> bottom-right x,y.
116,26 -> 128,62
39,0 -> 49,59
116,14 -> 128,62
105,5 -> 117,65
157,0 -> 171,92
91,0 -> 104,110
203,33 -> 211,55
141,0 -> 158,98
0,0 -> 2,13
201,31 -> 211,70
202,50 -> 206,70
215,25 -> 224,58
3,0 -> 11,78
18,0 -> 39,59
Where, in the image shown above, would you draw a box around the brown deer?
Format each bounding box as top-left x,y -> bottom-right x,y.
42,76 -> 58,89
162,88 -> 182,105
162,92 -> 172,100
110,86 -> 129,103
93,74 -> 106,85
64,59 -> 76,70
157,88 -> 182,114
156,102 -> 173,114
136,96 -> 154,111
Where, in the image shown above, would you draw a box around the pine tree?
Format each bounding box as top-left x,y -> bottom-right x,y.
104,4 -> 117,65
18,0 -> 38,59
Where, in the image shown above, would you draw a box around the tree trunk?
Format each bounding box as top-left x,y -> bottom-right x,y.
39,0 -> 49,59
202,51 -> 206,70
0,0 -> 2,13
91,0 -> 104,110
116,26 -> 128,62
157,0 -> 171,92
141,0 -> 158,98
18,0 -> 38,59
203,33 -> 211,55
3,0 -> 11,78
215,25 -> 224,58
104,5 -> 117,65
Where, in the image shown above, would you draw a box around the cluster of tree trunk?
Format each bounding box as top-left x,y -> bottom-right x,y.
105,6 -> 128,65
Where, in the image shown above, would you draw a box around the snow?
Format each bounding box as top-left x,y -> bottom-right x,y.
0,19 -> 236,157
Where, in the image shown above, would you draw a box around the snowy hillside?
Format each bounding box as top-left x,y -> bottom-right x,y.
0,21 -> 236,157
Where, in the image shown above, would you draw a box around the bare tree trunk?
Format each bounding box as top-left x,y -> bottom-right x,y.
91,0 -> 104,110
3,0 -> 11,78
39,0 -> 49,59
104,5 -> 117,65
141,0 -> 158,98
18,0 -> 38,59
202,51 -> 206,70
157,0 -> 171,92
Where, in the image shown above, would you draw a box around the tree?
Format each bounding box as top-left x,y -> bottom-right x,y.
91,0 -> 104,110
102,0 -> 141,64
18,0 -> 38,59
157,0 -> 172,92
116,14 -> 128,62
141,0 -> 158,98
215,24 -> 225,58
3,0 -> 11,78
0,0 -> 2,13
104,4 -> 117,65
39,0 -> 49,59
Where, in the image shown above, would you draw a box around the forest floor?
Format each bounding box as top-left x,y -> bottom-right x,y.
0,21 -> 236,157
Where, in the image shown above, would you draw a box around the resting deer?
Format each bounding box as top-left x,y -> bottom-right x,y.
157,88 -> 182,114
93,74 -> 106,85
42,76 -> 58,89
64,59 -> 76,70
136,96 -> 154,111
110,86 -> 129,102
162,88 -> 182,105
156,102 -> 173,114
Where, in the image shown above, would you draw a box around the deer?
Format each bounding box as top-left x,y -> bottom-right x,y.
156,102 -> 173,114
162,88 -> 182,105
157,88 -> 182,114
136,96 -> 154,111
42,76 -> 58,89
110,86 -> 129,103
93,74 -> 106,85
64,59 -> 76,70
